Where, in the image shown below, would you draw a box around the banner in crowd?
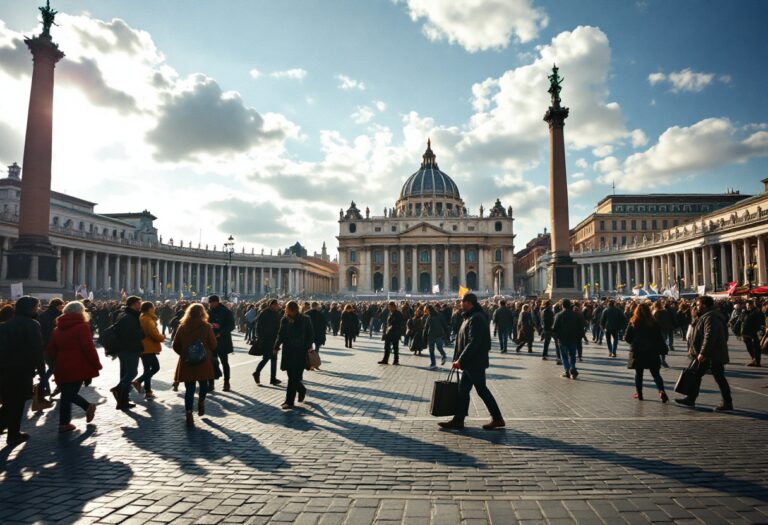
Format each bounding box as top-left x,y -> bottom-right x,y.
10,282 -> 23,300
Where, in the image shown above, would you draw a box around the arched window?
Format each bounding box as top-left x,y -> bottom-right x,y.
78,221 -> 85,231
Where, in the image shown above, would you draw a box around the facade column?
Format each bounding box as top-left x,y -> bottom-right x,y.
125,256 -> 133,293
580,265 -> 586,292
444,246 -> 450,292
625,260 -> 631,289
633,260 -> 639,288
674,252 -> 681,284
383,248 -> 390,292
660,256 -> 667,289
460,246 -> 466,287
682,251 -> 690,290
599,263 -> 605,293
78,250 -> 86,287
743,239 -> 751,284
399,246 -> 405,292
642,258 -> 649,289
135,257 -> 141,293
730,241 -> 739,283
412,246 -> 418,292
702,246 -> 711,290
65,248 -> 74,289
607,262 -> 614,292
276,268 -> 282,292
759,236 -> 767,285
478,246 -> 485,292
90,252 -> 98,291
155,260 -> 160,296
114,255 -> 121,293
430,246 -> 437,291
719,243 -> 728,288
260,267 -> 265,295
692,249 -> 699,289
589,264 -> 595,287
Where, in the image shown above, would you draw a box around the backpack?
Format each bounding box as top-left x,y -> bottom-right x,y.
99,322 -> 121,357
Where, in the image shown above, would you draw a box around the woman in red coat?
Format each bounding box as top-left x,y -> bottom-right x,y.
46,301 -> 102,433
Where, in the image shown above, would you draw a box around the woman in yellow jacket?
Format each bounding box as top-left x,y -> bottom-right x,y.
133,301 -> 166,400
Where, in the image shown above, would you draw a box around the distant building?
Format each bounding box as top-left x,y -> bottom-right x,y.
571,192 -> 747,252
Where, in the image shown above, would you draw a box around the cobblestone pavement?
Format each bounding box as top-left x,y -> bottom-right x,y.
2,327 -> 768,524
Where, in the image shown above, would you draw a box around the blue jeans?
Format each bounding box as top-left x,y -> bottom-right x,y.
59,381 -> 89,425
137,354 -> 160,391
455,367 -> 502,421
560,343 -> 578,373
428,338 -> 447,367
497,330 -> 509,352
117,352 -> 140,402
605,330 -> 619,355
665,331 -> 674,351
543,333 -> 559,358
184,381 -> 208,411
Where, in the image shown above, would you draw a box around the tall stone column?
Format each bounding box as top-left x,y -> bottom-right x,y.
259,267 -> 265,295
730,241 -> 739,283
759,236 -> 766,285
399,246 -> 405,292
543,65 -> 577,298
642,259 -> 649,289
743,239 -> 751,284
460,246 -> 466,288
66,248 -> 74,289
599,263 -> 605,293
682,251 -> 690,290
383,248 -> 390,292
702,246 -> 711,290
478,246 -> 485,292
412,246 -> 418,292
443,246 -> 450,292
719,243 -> 728,288
90,252 -> 98,291
633,260 -> 640,288
8,14 -> 65,284
430,246 -> 437,291
692,249 -> 699,289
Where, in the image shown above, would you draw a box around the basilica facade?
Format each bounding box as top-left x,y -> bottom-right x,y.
337,141 -> 515,296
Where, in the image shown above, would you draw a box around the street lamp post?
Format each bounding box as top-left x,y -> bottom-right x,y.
712,255 -> 719,292
223,235 -> 235,300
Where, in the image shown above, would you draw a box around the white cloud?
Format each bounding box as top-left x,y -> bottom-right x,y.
249,68 -> 261,79
593,156 -> 620,174
592,144 -> 613,157
351,106 -> 375,124
648,68 -> 729,93
399,0 -> 548,52
374,100 -> 387,112
270,68 -> 307,80
568,179 -> 593,197
630,128 -> 648,148
575,158 -> 588,169
599,118 -> 768,190
336,74 -> 365,91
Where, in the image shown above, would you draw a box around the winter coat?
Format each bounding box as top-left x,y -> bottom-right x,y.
255,308 -> 280,352
385,310 -> 405,340
492,306 -> 515,331
600,306 -> 624,332
275,314 -> 314,372
454,306 -> 491,370
653,309 -> 676,333
408,317 -> 426,351
330,308 -> 342,331
113,307 -> 144,354
541,308 -> 554,336
553,308 -> 583,345
517,312 -> 534,341
38,305 -> 61,349
740,309 -> 765,337
688,308 -> 730,365
46,313 -> 102,384
307,309 -> 327,346
340,311 -> 359,337
140,312 -> 165,354
423,313 -> 447,342
208,304 -> 235,355
624,322 -> 666,370
0,296 -> 45,376
172,319 -> 217,383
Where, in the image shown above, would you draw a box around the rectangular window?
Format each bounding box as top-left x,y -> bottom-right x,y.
599,220 -> 605,231
349,250 -> 357,263
612,220 -> 617,230
451,251 -> 459,262
621,236 -> 627,245
652,220 -> 657,229
621,220 -> 626,231
374,227 -> 381,232
391,252 -> 398,263
419,249 -> 430,263
641,220 -> 647,230
631,220 -> 636,230
673,219 -> 679,226
662,219 -> 668,229
612,237 -> 617,246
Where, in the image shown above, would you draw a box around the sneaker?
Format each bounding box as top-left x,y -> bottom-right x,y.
482,418 -> 505,430
58,423 -> 76,433
428,365 -> 438,370
438,419 -> 465,430
86,403 -> 97,423
253,372 -> 261,385
675,398 -> 695,407
561,372 -> 571,379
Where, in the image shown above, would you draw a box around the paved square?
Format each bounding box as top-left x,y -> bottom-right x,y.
2,330 -> 767,524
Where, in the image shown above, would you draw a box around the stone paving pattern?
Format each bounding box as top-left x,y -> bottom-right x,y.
1,327 -> 768,524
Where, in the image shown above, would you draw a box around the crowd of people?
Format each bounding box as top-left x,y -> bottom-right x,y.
0,290 -> 762,445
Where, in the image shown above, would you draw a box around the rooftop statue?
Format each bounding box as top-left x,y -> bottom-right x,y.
547,64 -> 564,107
39,0 -> 58,38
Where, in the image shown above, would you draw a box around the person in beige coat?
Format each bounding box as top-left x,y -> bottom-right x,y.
172,303 -> 217,427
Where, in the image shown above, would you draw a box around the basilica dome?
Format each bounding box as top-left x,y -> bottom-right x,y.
395,140 -> 465,217
399,140 -> 461,200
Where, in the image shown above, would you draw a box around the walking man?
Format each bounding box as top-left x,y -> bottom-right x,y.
207,295 -> 235,392
110,296 -> 144,410
676,296 -> 733,411
439,293 -> 505,430
553,299 -> 582,379
379,302 -> 404,365
253,300 -> 281,386
491,299 -> 514,353
600,300 -> 623,357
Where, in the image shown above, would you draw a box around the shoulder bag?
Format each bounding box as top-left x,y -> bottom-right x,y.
185,327 -> 208,366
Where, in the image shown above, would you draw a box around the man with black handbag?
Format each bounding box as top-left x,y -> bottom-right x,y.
253,300 -> 281,386
207,296 -> 235,392
439,293 -> 504,431
676,296 -> 733,411
110,296 -> 144,411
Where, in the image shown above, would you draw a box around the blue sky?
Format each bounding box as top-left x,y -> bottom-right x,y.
0,0 -> 767,256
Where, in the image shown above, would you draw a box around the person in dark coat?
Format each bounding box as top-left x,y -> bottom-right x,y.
439,293 -> 504,431
676,296 -> 733,411
329,304 -> 341,336
46,301 -> 102,432
423,304 -> 448,368
207,295 -> 235,392
0,296 -> 45,446
600,300 -> 624,357
254,300 -> 281,386
274,301 -> 314,409
379,302 -> 404,365
653,301 -> 675,367
111,296 -> 145,411
172,303 -> 217,427
740,300 -> 764,367
38,298 -> 63,398
553,299 -> 583,379
624,303 -> 668,402
408,308 -> 426,355
515,304 -> 535,353
306,302 -> 327,354
491,300 -> 514,353
340,305 -> 359,348
540,301 -> 559,361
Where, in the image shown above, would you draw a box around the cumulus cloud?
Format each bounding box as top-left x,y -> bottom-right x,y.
399,0 -> 548,52
58,57 -> 138,114
206,198 -> 298,239
648,68 -> 729,93
592,144 -> 613,157
146,74 -> 299,161
630,128 -> 648,148
336,74 -> 365,91
569,179 -> 593,197
72,17 -> 146,55
249,68 -> 261,79
599,118 -> 768,190
351,106 -> 375,124
575,158 -> 588,169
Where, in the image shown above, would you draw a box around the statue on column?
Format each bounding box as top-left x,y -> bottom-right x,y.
39,1 -> 58,38
548,64 -> 564,107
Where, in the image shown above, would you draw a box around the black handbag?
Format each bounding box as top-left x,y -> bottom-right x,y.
248,338 -> 264,356
674,359 -> 700,396
185,328 -> 208,366
430,368 -> 460,417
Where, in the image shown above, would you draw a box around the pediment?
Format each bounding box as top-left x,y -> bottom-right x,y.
400,222 -> 448,237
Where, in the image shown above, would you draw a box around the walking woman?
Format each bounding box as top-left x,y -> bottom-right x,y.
515,304 -> 535,353
274,300 -> 314,410
134,301 -> 165,400
408,307 -> 426,355
172,303 -> 217,427
46,301 -> 101,433
624,302 -> 669,402
340,304 -> 359,348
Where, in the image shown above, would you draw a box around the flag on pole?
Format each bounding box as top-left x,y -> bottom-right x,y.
458,285 -> 469,298
432,284 -> 440,294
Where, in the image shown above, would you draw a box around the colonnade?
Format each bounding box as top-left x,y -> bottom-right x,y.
578,235 -> 767,293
